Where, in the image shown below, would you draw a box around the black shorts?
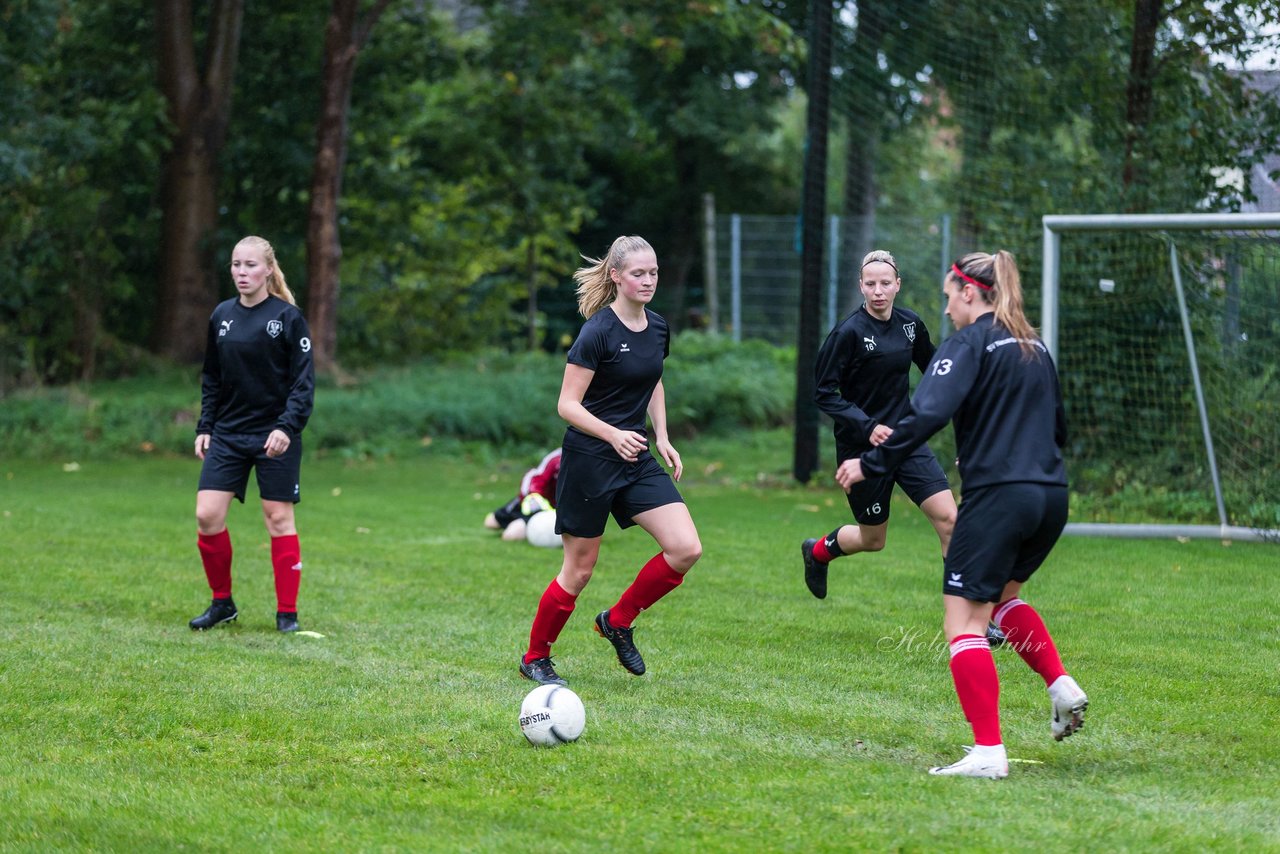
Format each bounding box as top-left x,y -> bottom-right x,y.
943,483 -> 1068,602
840,444 -> 951,526
554,450 -> 683,539
198,432 -> 303,504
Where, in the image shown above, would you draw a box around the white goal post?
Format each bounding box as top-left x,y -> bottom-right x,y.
1042,212 -> 1280,543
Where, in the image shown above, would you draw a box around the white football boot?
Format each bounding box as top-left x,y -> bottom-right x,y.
1048,674 -> 1089,741
928,744 -> 1009,779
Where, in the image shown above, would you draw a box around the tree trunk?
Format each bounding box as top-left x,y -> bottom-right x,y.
1123,0 -> 1163,200
154,0 -> 244,363
306,0 -> 394,375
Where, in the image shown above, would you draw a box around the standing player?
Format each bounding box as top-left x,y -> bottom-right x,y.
799,250 -> 958,602
839,250 -> 1088,778
189,235 -> 315,634
483,447 -> 562,542
518,235 -> 702,686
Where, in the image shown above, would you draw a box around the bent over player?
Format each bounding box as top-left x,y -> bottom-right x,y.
484,448 -> 562,542
189,235 -> 314,634
519,235 -> 702,686
840,250 -> 1088,778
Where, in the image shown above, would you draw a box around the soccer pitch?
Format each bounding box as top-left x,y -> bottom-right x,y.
2,442 -> 1277,851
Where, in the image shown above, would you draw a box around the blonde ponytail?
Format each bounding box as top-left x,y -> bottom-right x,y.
572,235 -> 653,318
951,250 -> 1039,358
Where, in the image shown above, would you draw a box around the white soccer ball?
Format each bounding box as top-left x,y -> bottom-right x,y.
525,510 -> 562,549
519,684 -> 585,747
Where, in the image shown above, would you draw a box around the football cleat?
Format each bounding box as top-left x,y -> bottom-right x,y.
594,610 -> 646,675
985,621 -> 1008,649
801,538 -> 829,600
929,745 -> 1008,779
1048,674 -> 1089,741
519,655 -> 568,686
189,597 -> 238,630
276,611 -> 300,633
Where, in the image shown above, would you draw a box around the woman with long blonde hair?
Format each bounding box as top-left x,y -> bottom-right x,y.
189,236 -> 314,634
519,236 -> 701,686
839,250 -> 1086,779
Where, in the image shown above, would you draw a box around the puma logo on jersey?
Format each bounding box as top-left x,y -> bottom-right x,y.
863,336 -> 876,351
219,320 -> 234,336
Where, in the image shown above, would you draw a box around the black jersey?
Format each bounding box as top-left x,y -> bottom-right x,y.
861,313 -> 1067,492
814,305 -> 935,453
562,307 -> 669,459
197,295 -> 315,437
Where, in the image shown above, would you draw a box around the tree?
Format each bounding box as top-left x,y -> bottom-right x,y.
154,0 -> 244,363
306,0 -> 395,375
1,1 -> 166,387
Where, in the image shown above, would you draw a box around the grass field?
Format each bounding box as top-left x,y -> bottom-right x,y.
2,433 -> 1278,851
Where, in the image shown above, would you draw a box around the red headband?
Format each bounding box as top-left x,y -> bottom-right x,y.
951,264 -> 992,291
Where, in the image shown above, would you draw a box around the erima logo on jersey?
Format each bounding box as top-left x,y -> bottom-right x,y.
903,322 -> 916,343
947,572 -> 963,588
863,336 -> 876,351
267,320 -> 282,338
620,343 -> 631,353
219,320 -> 233,337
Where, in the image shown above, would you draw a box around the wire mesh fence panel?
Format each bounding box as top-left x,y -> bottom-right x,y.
712,214 -> 951,345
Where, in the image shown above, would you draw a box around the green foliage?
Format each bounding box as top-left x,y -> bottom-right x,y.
0,0 -> 167,386
0,336 -> 796,460
2,450 -> 1280,849
661,334 -> 795,433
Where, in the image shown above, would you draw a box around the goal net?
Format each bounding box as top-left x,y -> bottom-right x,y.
1042,214 -> 1280,543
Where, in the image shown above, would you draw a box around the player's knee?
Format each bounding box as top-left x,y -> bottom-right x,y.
195,506 -> 223,535
668,537 -> 702,572
862,532 -> 887,552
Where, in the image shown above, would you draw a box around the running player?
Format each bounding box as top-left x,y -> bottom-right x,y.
189,235 -> 315,634
839,250 -> 1088,778
800,249 -> 957,601
484,448 -> 562,542
519,236 -> 701,686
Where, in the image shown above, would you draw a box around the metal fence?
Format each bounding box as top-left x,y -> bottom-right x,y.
708,214 -> 955,345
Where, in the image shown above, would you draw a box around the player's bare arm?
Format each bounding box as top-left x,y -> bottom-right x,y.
647,380 -> 682,481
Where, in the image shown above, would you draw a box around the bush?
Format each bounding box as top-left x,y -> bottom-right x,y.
0,336 -> 796,460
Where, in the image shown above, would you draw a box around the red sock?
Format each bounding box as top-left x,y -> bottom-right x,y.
948,634 -> 1002,746
271,534 -> 302,613
810,528 -> 844,563
609,552 -> 684,628
525,579 -> 577,663
993,598 -> 1067,687
811,538 -> 835,562
197,529 -> 233,599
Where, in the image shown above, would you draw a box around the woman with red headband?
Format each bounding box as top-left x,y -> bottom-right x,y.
838,250 -> 1088,778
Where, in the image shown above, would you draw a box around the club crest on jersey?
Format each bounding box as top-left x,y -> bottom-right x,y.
266,320 -> 283,338
903,322 -> 916,343
863,336 -> 876,351
219,320 -> 233,337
